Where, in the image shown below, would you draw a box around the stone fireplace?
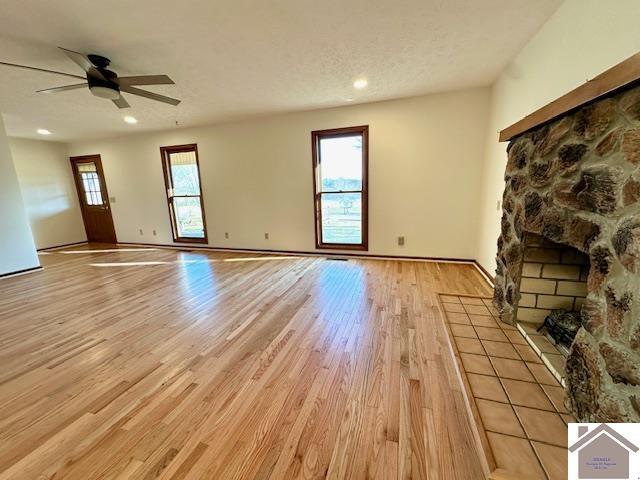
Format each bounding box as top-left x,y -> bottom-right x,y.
493,84 -> 640,422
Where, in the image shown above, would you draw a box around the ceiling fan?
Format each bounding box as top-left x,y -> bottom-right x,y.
0,47 -> 180,109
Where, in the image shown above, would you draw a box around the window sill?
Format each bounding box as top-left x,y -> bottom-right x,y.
173,237 -> 208,244
315,243 -> 368,251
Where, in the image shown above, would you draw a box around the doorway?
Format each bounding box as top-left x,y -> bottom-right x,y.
70,155 -> 117,243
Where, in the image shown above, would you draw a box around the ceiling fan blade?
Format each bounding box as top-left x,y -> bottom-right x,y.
0,61 -> 86,80
118,75 -> 175,86
112,95 -> 130,109
58,47 -> 105,80
120,85 -> 181,106
37,83 -> 88,93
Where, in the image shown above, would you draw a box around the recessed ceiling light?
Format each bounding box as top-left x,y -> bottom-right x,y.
345,98 -> 354,102
123,116 -> 138,124
36,129 -> 51,135
353,79 -> 368,89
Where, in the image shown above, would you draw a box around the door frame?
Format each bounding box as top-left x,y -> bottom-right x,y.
70,154 -> 117,243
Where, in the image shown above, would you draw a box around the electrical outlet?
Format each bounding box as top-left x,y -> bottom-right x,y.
497,198 -> 502,211
398,236 -> 405,246
264,233 -> 269,240
139,228 -> 143,235
225,232 -> 229,239
152,230 -> 157,236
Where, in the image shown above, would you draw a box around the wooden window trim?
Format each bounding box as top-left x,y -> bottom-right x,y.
311,125 -> 369,251
160,143 -> 209,244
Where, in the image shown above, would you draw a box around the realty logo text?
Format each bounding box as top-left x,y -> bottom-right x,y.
569,423 -> 640,479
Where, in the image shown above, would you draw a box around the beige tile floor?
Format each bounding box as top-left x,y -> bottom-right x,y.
440,294 -> 573,480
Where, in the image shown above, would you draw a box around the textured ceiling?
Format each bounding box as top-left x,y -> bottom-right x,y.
0,0 -> 561,141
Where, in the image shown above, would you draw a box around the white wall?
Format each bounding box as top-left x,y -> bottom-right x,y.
0,116 -> 39,275
9,138 -> 86,250
476,0 -> 640,273
69,88 -> 490,259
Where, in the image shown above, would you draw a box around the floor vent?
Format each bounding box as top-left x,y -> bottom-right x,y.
327,257 -> 349,261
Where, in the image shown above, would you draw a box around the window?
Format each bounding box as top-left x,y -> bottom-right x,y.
78,162 -> 104,205
160,144 -> 208,243
312,125 -> 368,250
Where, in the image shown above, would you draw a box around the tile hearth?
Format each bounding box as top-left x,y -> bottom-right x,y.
440,294 -> 573,480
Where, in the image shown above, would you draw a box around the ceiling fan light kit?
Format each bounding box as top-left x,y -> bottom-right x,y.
89,86 -> 120,100
0,47 -> 180,110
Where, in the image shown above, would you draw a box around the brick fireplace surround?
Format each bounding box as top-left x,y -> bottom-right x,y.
493,83 -> 640,422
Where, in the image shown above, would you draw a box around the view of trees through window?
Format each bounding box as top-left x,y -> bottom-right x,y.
162,146 -> 207,242
170,159 -> 204,238
317,133 -> 365,246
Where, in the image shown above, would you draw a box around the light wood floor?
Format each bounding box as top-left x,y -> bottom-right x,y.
0,245 -> 492,479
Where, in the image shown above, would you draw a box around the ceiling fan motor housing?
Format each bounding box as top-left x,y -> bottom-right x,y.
87,54 -> 111,69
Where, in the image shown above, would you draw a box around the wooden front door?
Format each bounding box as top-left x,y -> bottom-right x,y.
70,155 -> 117,243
